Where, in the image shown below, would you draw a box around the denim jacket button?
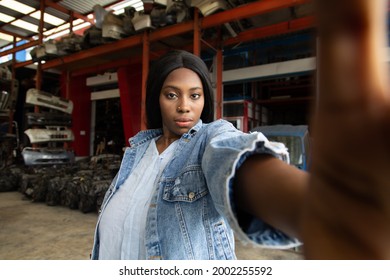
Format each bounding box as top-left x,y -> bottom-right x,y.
188,192 -> 195,200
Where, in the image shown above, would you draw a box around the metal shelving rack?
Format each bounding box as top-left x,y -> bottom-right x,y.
0,0 -> 315,156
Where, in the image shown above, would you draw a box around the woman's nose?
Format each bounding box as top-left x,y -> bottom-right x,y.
177,106 -> 190,113
177,100 -> 190,112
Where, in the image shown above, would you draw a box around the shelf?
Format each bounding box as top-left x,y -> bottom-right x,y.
12,0 -> 312,72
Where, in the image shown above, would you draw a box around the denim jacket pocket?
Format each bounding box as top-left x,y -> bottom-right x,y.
162,165 -> 208,202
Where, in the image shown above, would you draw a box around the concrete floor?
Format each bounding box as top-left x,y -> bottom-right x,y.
0,191 -> 303,260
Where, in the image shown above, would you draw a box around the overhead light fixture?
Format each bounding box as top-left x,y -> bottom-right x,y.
110,0 -> 144,12
44,23 -> 70,37
11,19 -> 41,33
73,22 -> 91,31
45,21 -> 91,40
113,9 -> 124,15
113,2 -> 144,15
73,19 -> 84,25
0,12 -> 15,23
30,11 -> 66,26
45,29 -> 70,40
0,0 -> 35,14
43,18 -> 87,37
0,33 -> 14,42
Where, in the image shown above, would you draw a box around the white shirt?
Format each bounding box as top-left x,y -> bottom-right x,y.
98,138 -> 178,259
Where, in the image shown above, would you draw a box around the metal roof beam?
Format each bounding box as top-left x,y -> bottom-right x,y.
0,29 -> 33,41
224,16 -> 315,46
0,10 -> 34,30
222,57 -> 316,83
0,40 -> 39,57
39,34 -> 143,70
201,0 -> 311,29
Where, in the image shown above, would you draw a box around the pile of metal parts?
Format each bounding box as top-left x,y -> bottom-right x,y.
30,0 -> 245,62
0,121 -> 20,169
0,65 -> 20,168
0,154 -> 121,213
30,33 -> 85,62
22,88 -> 75,166
0,66 -> 19,117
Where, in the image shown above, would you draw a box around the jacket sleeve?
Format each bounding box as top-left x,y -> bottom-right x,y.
201,119 -> 300,249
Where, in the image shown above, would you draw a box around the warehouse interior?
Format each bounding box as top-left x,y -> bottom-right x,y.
1,0 -> 315,259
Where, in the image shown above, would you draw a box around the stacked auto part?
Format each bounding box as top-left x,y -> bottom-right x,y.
0,65 -> 20,168
30,34 -> 84,63
1,154 -> 120,214
0,66 -> 18,116
28,0 -> 246,63
137,0 -> 190,31
22,88 -> 75,166
191,0 -> 245,38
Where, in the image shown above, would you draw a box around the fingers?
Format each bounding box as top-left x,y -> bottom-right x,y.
302,0 -> 390,259
317,0 -> 389,111
312,0 -> 390,166
313,0 -> 390,205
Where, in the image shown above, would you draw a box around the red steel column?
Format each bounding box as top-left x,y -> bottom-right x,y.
141,31 -> 150,131
117,64 -> 143,144
193,8 -> 201,56
61,73 -> 91,156
216,48 -> 223,120
243,101 -> 249,132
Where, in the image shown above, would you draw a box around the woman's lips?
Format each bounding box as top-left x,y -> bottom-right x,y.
175,118 -> 192,127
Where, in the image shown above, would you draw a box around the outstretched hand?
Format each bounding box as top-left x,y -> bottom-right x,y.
302,0 -> 390,259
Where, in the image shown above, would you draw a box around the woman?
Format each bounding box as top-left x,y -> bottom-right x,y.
91,50 -> 307,260
92,0 -> 390,259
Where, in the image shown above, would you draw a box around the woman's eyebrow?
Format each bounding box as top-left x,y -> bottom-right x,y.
162,85 -> 203,91
161,85 -> 179,91
190,87 -> 203,91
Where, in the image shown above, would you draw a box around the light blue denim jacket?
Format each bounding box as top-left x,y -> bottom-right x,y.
91,119 -> 299,260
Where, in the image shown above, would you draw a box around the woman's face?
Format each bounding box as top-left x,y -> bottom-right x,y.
159,68 -> 205,139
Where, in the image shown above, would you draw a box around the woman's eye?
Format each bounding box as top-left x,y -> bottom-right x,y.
191,93 -> 201,99
166,93 -> 177,99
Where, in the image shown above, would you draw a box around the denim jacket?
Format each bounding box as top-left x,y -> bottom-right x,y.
91,119 -> 299,260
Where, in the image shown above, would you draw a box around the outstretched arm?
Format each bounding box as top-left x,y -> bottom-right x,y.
301,0 -> 390,259
236,0 -> 390,259
235,154 -> 308,240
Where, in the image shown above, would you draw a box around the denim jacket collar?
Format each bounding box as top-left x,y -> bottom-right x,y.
128,119 -> 203,147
